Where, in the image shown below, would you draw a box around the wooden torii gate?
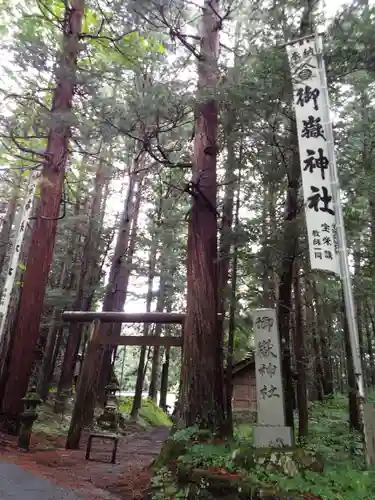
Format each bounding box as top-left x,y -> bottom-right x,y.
62,311 -> 185,449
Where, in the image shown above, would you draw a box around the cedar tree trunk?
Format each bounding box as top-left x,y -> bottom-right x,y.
0,0 -> 84,431
178,0 -> 225,433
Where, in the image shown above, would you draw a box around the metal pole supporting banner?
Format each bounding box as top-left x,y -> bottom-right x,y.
315,33 -> 364,401
315,32 -> 370,465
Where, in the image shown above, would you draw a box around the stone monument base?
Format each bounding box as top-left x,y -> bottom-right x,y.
253,425 -> 293,448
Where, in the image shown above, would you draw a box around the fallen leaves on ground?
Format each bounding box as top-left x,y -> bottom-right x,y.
0,426 -> 169,499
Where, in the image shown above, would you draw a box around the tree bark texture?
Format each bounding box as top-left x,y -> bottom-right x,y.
159,347 -> 170,412
38,309 -> 64,401
224,174 -> 241,436
218,112 -> 236,317
0,1 -> 85,429
354,247 -> 365,374
277,177 -> 299,428
261,183 -> 277,308
98,172 -> 144,401
312,281 -> 334,396
38,258 -> 71,400
341,293 -> 362,431
147,190 -> 176,402
293,264 -> 308,438
55,149 -> 109,409
65,320 -> 102,449
148,272 -> 167,401
276,0 -> 314,431
130,220 -> 159,418
178,0 -> 226,433
159,301 -> 173,411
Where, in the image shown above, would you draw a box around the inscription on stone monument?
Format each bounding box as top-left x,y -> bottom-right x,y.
252,308 -> 293,447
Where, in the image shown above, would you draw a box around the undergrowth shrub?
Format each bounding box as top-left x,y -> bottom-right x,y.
234,422 -> 253,441
177,442 -> 236,471
150,395 -> 375,499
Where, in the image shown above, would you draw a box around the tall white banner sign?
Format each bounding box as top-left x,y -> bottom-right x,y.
286,37 -> 340,276
0,170 -> 40,342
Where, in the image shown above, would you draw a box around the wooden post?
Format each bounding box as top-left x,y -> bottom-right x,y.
65,320 -> 102,449
119,347 -> 126,390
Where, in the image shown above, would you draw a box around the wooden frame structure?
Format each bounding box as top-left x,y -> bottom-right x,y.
62,311 -> 184,347
62,311 -> 185,450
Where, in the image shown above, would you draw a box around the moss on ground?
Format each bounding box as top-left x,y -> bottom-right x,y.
119,397 -> 172,427
32,395 -> 171,449
33,402 -> 71,437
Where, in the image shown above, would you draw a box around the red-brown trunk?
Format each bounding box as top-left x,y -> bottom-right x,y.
98,173 -> 144,401
0,1 -> 84,431
293,264 -> 308,438
55,152 -> 108,408
313,281 -> 334,396
148,272 -> 167,401
224,173 -> 241,436
178,0 -> 225,433
305,278 -> 324,402
218,119 -> 236,312
130,206 -> 160,418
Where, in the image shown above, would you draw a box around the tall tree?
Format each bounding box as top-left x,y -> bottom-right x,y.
293,262 -> 308,438
0,0 -> 85,431
178,0 -> 226,433
276,0 -> 315,429
54,148 -> 111,411
97,169 -> 144,402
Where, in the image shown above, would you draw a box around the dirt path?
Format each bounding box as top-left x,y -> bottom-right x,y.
0,463 -> 83,500
0,426 -> 170,499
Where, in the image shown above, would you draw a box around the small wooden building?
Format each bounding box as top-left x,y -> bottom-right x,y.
232,356 -> 257,412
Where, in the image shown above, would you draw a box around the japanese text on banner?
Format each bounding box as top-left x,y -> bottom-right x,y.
286,38 -> 340,276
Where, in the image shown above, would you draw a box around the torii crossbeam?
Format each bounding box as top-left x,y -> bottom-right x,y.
61,311 -> 185,347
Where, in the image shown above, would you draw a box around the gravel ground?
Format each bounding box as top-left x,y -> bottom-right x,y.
0,462 -> 83,500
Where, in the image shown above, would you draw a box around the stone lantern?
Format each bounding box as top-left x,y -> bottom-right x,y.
97,378 -> 120,433
18,385 -> 42,451
105,379 -> 119,407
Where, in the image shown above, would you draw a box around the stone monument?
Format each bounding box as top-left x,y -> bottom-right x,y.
252,308 -> 293,448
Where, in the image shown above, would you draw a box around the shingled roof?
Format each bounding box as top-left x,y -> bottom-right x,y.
232,352 -> 255,377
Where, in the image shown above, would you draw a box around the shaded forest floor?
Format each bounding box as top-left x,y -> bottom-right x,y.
0,423 -> 170,499
0,397 -> 172,499
1,396 -> 375,499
